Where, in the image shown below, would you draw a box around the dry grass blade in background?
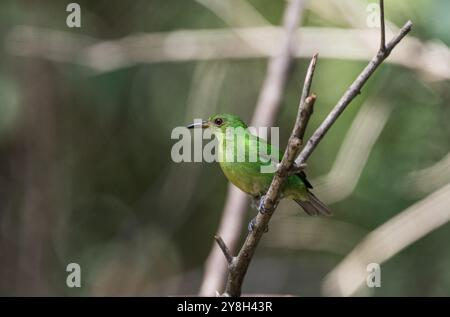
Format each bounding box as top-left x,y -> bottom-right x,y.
322,182 -> 450,297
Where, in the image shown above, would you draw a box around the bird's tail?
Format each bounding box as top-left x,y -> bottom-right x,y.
294,190 -> 331,216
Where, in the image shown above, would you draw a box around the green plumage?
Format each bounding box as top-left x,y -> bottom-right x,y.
189,113 -> 331,216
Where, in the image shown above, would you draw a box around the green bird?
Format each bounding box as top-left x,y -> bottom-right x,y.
187,113 -> 331,217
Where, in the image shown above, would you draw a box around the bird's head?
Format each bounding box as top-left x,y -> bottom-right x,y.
187,113 -> 248,135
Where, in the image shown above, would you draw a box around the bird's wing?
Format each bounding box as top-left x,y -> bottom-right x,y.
250,133 -> 282,163
297,170 -> 313,189
251,132 -> 314,189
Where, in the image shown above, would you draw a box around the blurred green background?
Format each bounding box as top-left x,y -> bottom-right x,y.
0,0 -> 449,296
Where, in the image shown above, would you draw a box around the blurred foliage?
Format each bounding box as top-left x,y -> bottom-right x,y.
0,0 -> 449,296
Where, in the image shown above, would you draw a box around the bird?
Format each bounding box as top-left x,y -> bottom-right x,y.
187,113 -> 331,219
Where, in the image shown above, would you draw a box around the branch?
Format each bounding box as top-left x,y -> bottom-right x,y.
298,53 -> 318,130
222,1 -> 412,297
222,55 -> 318,296
295,19 -> 412,167
199,0 -> 307,296
214,235 -> 233,264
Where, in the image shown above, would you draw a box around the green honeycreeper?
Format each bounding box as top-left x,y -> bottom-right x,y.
187,113 -> 331,216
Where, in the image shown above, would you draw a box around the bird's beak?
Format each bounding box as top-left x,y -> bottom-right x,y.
187,120 -> 209,129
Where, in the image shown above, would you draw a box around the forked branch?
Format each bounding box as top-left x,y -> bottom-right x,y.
215,0 -> 412,297
217,54 -> 319,297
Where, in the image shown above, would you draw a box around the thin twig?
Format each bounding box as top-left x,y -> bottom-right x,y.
295,20 -> 412,167
214,235 -> 233,264
280,53 -> 319,175
277,95 -> 316,179
379,0 -> 386,52
299,53 -> 318,108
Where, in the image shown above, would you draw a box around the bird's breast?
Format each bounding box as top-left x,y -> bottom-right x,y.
219,160 -> 272,196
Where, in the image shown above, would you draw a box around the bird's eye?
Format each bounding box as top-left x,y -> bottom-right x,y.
214,118 -> 224,126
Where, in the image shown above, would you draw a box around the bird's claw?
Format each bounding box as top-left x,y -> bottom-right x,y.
258,196 -> 270,214
258,195 -> 277,214
247,218 -> 256,232
247,217 -> 269,233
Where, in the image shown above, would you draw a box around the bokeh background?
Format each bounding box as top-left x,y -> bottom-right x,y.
0,0 -> 449,296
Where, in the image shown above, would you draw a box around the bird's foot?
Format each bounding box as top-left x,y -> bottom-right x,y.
247,217 -> 269,233
257,195 -> 277,214
258,195 -> 269,214
247,218 -> 256,232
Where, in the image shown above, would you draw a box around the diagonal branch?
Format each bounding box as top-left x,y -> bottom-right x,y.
295,19 -> 412,167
